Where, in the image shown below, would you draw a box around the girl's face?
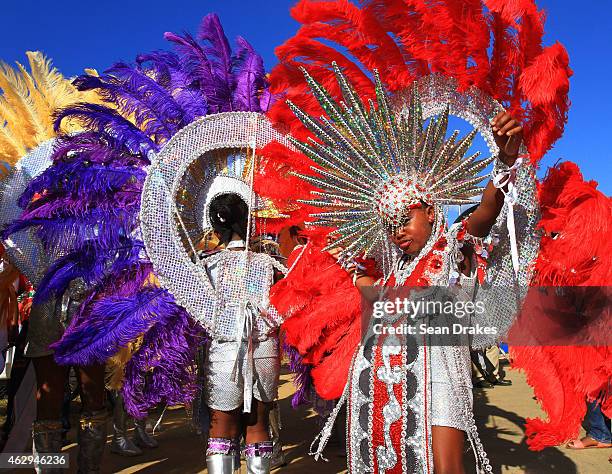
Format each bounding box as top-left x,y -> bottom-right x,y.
388,205 -> 435,256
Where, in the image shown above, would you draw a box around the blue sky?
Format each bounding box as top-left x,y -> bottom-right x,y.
1,0 -> 610,193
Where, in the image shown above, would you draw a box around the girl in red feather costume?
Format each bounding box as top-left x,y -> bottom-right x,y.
255,0 -> 579,472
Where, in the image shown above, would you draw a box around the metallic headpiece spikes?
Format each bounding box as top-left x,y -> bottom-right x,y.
289,63 -> 495,259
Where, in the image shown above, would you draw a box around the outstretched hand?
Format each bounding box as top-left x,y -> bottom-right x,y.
491,112 -> 523,166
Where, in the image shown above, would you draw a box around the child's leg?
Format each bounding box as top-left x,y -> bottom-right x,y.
207,408 -> 241,474
432,425 -> 466,474
243,398 -> 271,443
243,399 -> 273,474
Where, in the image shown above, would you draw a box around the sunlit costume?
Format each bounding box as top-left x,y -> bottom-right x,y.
137,31 -> 289,471
509,162 -> 611,450
0,52 -> 110,471
257,0 -> 572,472
2,14 -> 286,474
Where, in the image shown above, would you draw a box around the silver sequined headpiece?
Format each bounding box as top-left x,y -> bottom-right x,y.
0,139 -> 54,285
140,112 -> 290,328
288,64 -> 500,259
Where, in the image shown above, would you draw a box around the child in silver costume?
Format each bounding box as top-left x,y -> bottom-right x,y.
202,193 -> 283,474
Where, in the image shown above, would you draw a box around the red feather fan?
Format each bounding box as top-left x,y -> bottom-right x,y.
509,162 -> 612,450
256,0 -> 572,225
259,0 -> 571,208
271,229 -> 377,399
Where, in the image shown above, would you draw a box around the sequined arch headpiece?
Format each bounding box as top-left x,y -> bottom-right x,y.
289,65 -> 504,260
140,111 -> 290,329
0,140 -> 55,285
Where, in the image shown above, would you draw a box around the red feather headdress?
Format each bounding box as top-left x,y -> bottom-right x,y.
257,0 -> 571,223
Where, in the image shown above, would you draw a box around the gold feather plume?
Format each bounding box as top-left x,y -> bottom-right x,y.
0,51 -> 99,166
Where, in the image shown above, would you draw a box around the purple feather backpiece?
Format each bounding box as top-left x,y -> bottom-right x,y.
4,13 -> 276,417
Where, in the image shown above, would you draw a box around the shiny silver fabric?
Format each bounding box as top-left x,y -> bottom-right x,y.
0,139 -> 54,286
206,453 -> 238,474
203,251 -> 282,342
341,257 -> 491,473
427,272 -> 476,431
203,338 -> 279,412
202,251 -> 281,413
245,455 -> 271,474
429,346 -> 473,431
469,160 -> 541,349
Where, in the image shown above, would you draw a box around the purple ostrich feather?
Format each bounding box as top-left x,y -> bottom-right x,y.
232,37 -> 266,112
54,104 -> 156,155
51,260 -> 154,365
283,342 -> 313,408
135,51 -> 209,122
4,13 -> 276,416
121,302 -> 205,418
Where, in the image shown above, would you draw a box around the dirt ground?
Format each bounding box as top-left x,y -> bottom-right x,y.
5,366 -> 612,474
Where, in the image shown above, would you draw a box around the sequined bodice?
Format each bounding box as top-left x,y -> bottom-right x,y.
203,250 -> 282,341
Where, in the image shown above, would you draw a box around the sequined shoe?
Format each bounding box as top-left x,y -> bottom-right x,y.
244,441 -> 273,474
206,438 -> 239,473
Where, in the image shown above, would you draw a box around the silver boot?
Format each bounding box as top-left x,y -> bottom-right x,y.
133,418 -> 158,449
110,394 -> 142,456
77,410 -> 108,474
244,441 -> 273,474
32,420 -> 64,473
206,438 -> 238,474
206,453 -> 238,473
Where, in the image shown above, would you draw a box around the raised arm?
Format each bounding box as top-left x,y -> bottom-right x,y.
466,112 -> 523,238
